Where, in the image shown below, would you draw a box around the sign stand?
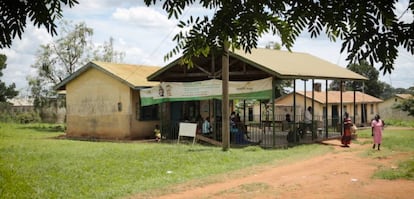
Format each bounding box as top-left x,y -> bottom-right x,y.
177,122 -> 197,145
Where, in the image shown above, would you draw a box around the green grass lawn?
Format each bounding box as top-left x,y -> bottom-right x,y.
0,122 -> 332,199
355,127 -> 414,180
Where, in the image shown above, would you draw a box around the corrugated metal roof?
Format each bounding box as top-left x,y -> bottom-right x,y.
232,48 -> 368,80
277,91 -> 383,104
147,48 -> 368,82
296,91 -> 383,103
7,98 -> 34,106
55,61 -> 160,90
93,61 -> 160,87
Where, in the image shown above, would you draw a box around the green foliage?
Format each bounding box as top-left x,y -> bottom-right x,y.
265,41 -> 282,50
145,0 -> 414,74
92,37 -> 125,63
15,111 -> 41,124
0,54 -> 18,102
356,128 -> 414,180
0,122 -> 330,198
0,0 -> 79,49
347,61 -> 384,97
374,159 -> 414,180
380,83 -> 397,99
384,119 -> 414,127
0,102 -> 13,122
0,103 -> 40,123
31,20 -> 94,86
373,128 -> 414,180
28,20 -> 123,111
329,60 -> 384,97
394,98 -> 414,117
382,129 -> 414,151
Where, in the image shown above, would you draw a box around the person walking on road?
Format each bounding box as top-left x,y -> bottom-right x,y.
371,114 -> 385,150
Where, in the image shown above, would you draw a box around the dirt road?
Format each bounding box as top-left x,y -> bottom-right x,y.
131,138 -> 414,199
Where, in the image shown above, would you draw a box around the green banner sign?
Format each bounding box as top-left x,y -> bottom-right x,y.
140,77 -> 272,106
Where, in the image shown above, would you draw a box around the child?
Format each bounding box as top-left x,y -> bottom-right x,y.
154,124 -> 161,142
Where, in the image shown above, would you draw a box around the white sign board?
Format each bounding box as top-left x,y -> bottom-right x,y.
177,122 -> 197,145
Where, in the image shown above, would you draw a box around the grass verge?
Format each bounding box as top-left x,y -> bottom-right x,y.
355,127 -> 414,181
0,122 -> 331,199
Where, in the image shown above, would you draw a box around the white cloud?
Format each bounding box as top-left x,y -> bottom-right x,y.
395,0 -> 414,23
0,25 -> 53,92
382,49 -> 414,88
112,7 -> 176,28
1,1 -> 413,95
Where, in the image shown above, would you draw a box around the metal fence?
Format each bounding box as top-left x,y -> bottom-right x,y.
160,118 -> 343,148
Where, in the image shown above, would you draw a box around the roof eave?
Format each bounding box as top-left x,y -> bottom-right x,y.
147,57 -> 183,81
54,61 -> 139,91
229,52 -> 281,78
54,62 -> 95,91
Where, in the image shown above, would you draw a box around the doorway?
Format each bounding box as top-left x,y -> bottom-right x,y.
360,104 -> 367,125
331,105 -> 338,127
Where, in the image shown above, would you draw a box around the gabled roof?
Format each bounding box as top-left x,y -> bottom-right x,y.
148,48 -> 368,82
276,91 -> 383,104
232,48 -> 367,80
55,61 -> 160,91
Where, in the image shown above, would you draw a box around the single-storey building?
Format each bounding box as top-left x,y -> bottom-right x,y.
55,61 -> 160,140
55,48 -> 368,146
379,94 -> 414,121
144,48 -> 368,146
7,97 -> 34,113
272,89 -> 383,127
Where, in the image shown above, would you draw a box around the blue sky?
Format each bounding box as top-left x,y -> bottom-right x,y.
1,0 -> 413,96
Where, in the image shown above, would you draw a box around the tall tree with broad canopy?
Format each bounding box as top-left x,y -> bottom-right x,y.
0,54 -> 18,102
0,0 -> 79,49
145,0 -> 413,150
329,61 -> 385,98
28,20 -> 124,110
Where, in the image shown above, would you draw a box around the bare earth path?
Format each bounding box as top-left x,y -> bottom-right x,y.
131,138 -> 414,199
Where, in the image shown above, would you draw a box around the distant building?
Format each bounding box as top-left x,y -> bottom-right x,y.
7,97 -> 35,113
379,94 -> 414,121
273,89 -> 383,127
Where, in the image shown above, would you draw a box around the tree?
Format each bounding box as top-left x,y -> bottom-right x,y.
146,0 -> 413,74
30,21 -> 94,87
0,0 -> 79,49
265,41 -> 282,50
0,54 -> 18,102
395,98 -> 414,116
380,82 -> 396,100
28,20 -> 124,110
408,86 -> 414,95
329,61 -> 384,98
145,0 -> 413,150
92,37 -> 125,63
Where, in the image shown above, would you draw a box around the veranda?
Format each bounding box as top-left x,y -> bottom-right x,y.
143,48 -> 367,148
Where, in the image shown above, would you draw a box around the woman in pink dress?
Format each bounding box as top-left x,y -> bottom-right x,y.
371,114 -> 385,150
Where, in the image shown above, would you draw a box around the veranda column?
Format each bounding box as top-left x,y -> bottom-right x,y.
222,45 -> 230,151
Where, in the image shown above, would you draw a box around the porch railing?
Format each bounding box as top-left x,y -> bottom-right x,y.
159,118 -> 343,148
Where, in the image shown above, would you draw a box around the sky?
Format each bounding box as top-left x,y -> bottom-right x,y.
1,0 -> 413,96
